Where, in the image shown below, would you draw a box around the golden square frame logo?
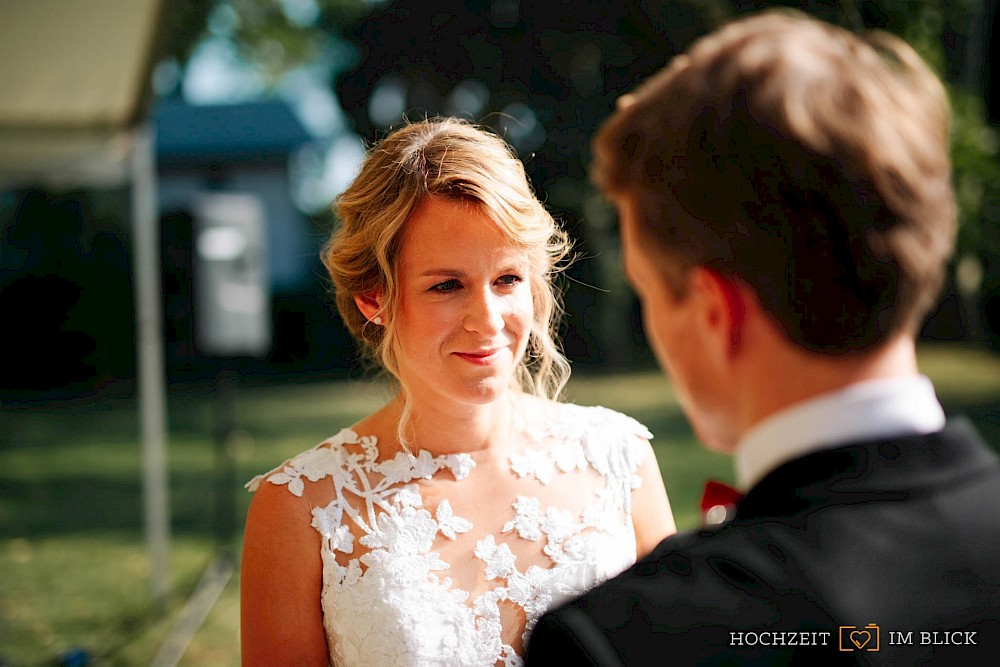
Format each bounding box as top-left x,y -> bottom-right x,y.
839,623 -> 880,652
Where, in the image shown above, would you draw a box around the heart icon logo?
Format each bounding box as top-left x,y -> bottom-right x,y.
850,631 -> 871,650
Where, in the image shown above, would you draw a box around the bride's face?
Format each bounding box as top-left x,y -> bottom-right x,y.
392,196 -> 533,409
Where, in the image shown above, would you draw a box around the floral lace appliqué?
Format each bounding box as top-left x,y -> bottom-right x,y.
247,404 -> 651,667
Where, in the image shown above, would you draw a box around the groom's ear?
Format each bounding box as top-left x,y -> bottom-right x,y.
691,268 -> 746,356
711,270 -> 746,349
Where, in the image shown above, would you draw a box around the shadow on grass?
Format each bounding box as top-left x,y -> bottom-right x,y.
0,471 -> 250,539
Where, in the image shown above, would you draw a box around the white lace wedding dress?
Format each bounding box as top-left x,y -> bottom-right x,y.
246,402 -> 653,666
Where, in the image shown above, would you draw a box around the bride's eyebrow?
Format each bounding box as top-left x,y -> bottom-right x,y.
419,269 -> 466,277
415,254 -> 530,278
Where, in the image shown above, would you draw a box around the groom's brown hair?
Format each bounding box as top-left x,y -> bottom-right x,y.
593,10 -> 956,354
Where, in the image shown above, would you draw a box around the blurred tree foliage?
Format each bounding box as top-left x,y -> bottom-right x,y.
162,0 -> 1000,353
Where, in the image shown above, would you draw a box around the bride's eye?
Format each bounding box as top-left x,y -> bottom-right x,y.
431,279 -> 460,292
496,274 -> 523,287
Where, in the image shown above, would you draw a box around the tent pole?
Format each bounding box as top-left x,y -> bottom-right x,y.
131,124 -> 171,610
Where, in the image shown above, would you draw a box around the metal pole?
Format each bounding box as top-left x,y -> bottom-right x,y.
131,124 -> 171,609
213,367 -> 238,562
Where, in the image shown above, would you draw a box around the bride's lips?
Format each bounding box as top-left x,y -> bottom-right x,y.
453,348 -> 502,365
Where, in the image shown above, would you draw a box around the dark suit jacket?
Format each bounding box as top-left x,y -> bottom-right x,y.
525,419 -> 1000,665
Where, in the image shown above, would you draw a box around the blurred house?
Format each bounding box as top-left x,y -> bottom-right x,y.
153,98 -> 356,384
155,99 -> 313,294
0,98 -> 355,402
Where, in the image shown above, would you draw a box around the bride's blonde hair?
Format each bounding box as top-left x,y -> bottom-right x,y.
323,118 -> 572,443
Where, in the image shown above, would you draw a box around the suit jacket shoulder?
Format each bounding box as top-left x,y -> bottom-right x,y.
526,419 -> 1000,666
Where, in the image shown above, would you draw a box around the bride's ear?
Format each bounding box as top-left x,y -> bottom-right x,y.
354,291 -> 383,324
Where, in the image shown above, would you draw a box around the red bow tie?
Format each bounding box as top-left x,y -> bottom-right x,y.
700,480 -> 743,525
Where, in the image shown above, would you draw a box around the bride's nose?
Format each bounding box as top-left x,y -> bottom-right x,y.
463,288 -> 505,335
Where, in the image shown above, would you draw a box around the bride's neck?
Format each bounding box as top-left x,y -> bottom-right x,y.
396,391 -> 522,458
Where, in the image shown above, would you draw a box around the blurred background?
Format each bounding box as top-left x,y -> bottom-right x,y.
1,0 -> 999,664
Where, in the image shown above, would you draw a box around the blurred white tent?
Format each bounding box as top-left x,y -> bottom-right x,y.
0,0 -> 166,184
0,0 -> 172,606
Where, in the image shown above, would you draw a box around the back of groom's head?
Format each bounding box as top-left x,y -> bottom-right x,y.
593,10 -> 956,354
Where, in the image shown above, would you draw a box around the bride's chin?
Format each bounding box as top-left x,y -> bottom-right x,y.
455,374 -> 519,405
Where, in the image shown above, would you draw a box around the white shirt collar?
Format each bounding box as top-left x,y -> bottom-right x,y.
735,375 -> 945,490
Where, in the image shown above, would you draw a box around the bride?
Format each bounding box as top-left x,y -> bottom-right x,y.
240,118 -> 676,666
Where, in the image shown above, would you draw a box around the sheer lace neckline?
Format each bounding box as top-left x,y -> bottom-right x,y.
247,403 -> 651,667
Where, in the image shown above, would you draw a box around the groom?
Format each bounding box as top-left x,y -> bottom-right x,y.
526,10 -> 1000,666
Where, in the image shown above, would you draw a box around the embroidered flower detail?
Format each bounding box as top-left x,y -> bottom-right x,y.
502,496 -> 543,541
409,450 -> 441,479
338,428 -> 360,443
560,534 -> 588,562
312,506 -> 355,554
444,453 -> 475,480
266,445 -> 345,496
471,603 -> 505,663
361,505 -> 437,554
378,449 -> 443,486
394,484 -> 423,508
473,587 -> 505,621
312,505 -> 352,551
358,434 -> 379,469
581,500 -> 607,526
436,500 -> 472,540
516,566 -> 556,616
541,507 -> 577,544
510,447 -> 556,484
334,558 -> 363,587
475,535 -> 517,581
272,470 -> 307,496
551,442 -> 587,473
361,550 -> 448,586
330,525 -> 355,554
501,646 -> 523,667
505,571 -> 537,608
378,453 -> 421,486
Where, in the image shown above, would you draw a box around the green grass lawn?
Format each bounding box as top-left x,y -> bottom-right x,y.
1,343 -> 998,665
